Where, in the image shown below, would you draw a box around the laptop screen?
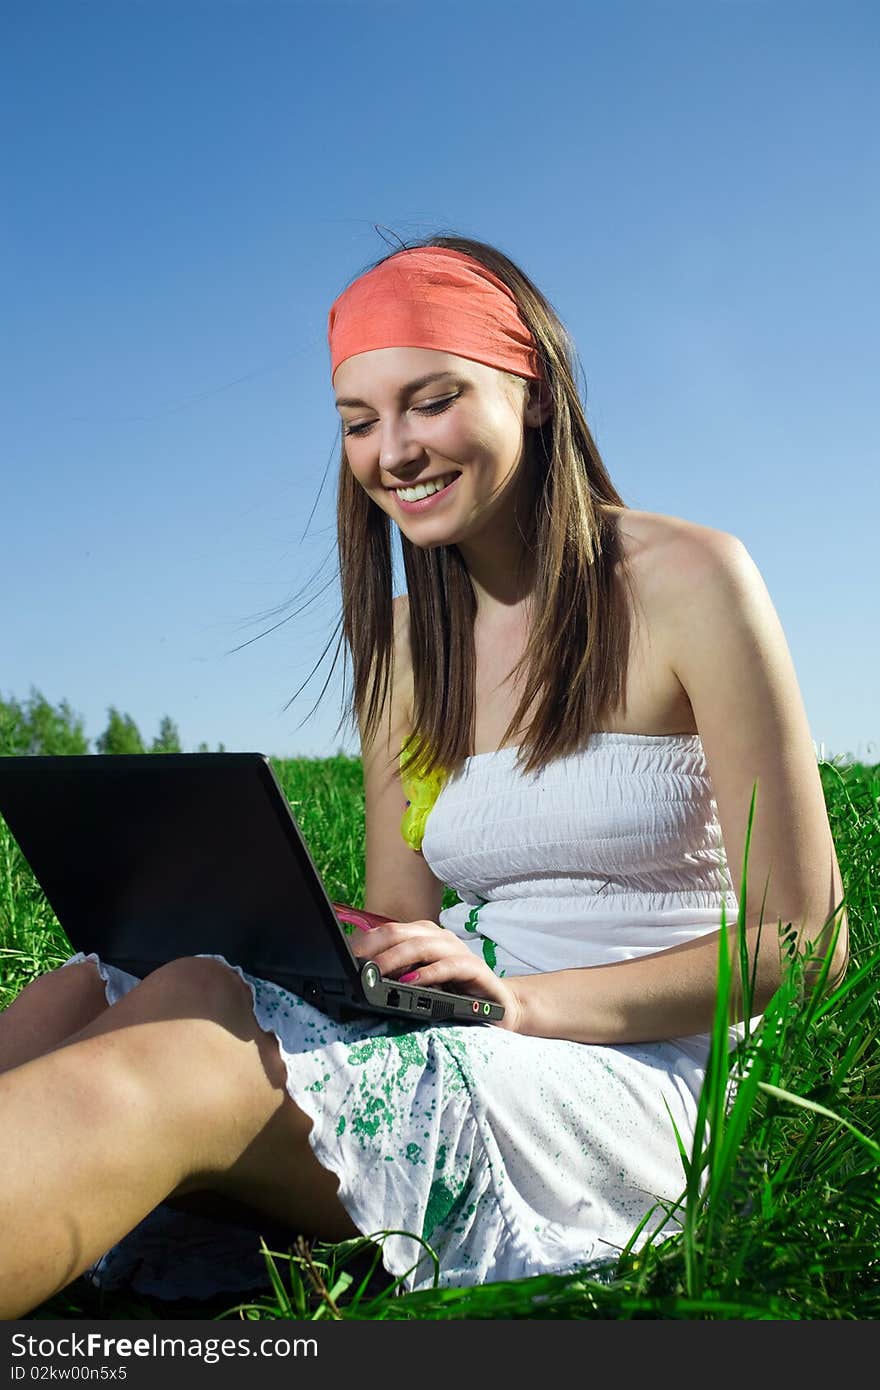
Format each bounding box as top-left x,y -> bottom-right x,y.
0,753 -> 357,990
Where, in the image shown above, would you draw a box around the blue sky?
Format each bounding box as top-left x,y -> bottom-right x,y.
2,1 -> 877,762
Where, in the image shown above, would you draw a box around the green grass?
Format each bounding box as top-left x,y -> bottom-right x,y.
1,752 -> 878,1321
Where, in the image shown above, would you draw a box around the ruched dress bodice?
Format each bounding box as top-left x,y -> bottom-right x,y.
422,733 -> 739,977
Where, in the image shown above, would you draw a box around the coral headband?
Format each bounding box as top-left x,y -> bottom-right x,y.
327,247 -> 543,382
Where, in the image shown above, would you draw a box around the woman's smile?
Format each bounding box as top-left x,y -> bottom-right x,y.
389,472 -> 463,512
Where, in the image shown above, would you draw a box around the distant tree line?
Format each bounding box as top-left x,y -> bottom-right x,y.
0,689 -> 225,756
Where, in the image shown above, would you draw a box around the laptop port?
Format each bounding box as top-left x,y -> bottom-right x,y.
416,996 -> 432,1012
387,988 -> 400,1008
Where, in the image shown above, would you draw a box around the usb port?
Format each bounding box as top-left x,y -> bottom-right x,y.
416,996 -> 432,1012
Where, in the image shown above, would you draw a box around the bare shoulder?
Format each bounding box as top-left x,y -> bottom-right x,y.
604,502 -> 747,683
616,508 -> 767,656
605,504 -> 743,605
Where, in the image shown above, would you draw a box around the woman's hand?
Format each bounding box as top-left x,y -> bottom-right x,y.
349,919 -> 523,1031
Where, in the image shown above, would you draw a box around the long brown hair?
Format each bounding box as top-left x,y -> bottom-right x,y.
334,232 -> 634,784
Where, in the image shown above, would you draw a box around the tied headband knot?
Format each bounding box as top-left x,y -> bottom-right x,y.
327,247 -> 543,382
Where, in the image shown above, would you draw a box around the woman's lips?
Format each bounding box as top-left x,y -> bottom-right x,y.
392,474 -> 461,514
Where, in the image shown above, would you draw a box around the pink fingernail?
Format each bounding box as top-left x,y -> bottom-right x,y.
399,971 -> 420,983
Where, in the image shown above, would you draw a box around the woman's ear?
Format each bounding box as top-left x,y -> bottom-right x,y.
524,379 -> 553,428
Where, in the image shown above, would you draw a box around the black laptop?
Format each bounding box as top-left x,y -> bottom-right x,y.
0,752 -> 504,1025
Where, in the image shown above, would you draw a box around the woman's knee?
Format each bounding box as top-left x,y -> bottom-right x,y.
11,959 -> 109,1019
51,959 -> 282,1159
0,961 -> 111,1072
124,956 -> 258,1039
142,958 -> 289,1089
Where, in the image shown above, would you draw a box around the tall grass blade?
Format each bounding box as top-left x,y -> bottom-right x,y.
756,1082 -> 880,1160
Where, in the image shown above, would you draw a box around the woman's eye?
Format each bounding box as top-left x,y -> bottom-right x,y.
342,394 -> 458,438
415,393 -> 459,417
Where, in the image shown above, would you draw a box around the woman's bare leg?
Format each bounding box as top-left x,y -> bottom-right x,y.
0,965 -> 228,1220
0,962 -> 111,1074
0,956 -> 361,1320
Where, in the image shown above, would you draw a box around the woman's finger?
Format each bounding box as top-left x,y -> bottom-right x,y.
349,920 -> 445,962
364,934 -> 463,980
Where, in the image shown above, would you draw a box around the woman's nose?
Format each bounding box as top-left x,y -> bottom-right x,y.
378,413 -> 423,471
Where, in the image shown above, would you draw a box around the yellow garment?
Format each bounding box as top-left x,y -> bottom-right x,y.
399,737 -> 448,852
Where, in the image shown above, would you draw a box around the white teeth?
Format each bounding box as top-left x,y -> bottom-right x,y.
396,474 -> 457,502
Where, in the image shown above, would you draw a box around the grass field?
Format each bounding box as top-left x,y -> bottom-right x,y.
1,751 -> 877,1321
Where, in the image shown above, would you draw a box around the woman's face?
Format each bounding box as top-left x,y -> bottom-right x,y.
333,346 -> 536,552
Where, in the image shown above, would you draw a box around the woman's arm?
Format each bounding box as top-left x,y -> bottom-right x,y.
509,924 -> 800,1044
513,526 -> 848,1042
359,594 -> 446,925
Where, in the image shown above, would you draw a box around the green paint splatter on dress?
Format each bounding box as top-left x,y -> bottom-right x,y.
336,1114 -> 346,1136
347,1036 -> 390,1066
464,904 -> 483,934
406,1142 -> 423,1165
422,1176 -> 474,1241
389,1031 -> 427,1082
461,898 -> 505,977
453,1201 -> 478,1236
351,1092 -> 394,1139
346,1027 -> 427,1112
438,1030 -> 488,1095
345,1018 -> 417,1070
422,1178 -> 460,1239
297,1071 -> 333,1095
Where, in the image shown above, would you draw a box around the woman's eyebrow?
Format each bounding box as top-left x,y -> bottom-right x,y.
334,371 -> 459,409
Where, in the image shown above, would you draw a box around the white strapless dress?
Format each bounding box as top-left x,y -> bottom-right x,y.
63,733 -> 741,1302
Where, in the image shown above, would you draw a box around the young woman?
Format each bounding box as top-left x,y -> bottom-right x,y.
0,236 -> 848,1318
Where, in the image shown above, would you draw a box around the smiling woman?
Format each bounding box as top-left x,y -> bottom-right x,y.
0,232 -> 848,1317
